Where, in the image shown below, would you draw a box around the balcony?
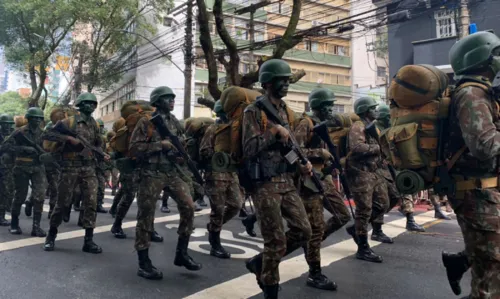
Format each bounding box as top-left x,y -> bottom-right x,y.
412,36 -> 457,67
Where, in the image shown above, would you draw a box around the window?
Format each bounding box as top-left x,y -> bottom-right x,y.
435,9 -> 456,38
112,101 -> 115,112
163,17 -> 173,27
304,102 -> 310,112
270,2 -> 291,14
255,32 -> 264,42
332,104 -> 345,113
337,46 -> 346,56
377,67 -> 387,77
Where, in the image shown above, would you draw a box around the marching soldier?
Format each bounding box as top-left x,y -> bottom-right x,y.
43,121 -> 60,219
129,86 -> 201,280
5,107 -> 47,237
344,97 -> 389,263
294,88 -> 353,290
442,31 -> 500,299
0,114 -> 15,225
43,92 -> 109,253
105,130 -> 119,196
199,100 -> 243,259
243,59 -> 312,299
374,104 -> 425,234
95,119 -> 108,214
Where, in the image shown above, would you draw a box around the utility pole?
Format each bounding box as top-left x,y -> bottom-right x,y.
458,0 -> 470,38
235,1 -> 271,72
184,0 -> 194,119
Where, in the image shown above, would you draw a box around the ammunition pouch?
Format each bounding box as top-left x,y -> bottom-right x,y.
210,152 -> 238,172
453,175 -> 498,195
115,158 -> 137,173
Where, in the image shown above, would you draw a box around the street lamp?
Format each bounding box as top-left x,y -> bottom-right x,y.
114,29 -> 183,73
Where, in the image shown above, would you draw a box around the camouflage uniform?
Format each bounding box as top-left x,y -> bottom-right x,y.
446,81 -> 500,299
0,129 -> 14,222
95,134 -> 110,213
243,95 -> 312,287
200,123 -> 243,258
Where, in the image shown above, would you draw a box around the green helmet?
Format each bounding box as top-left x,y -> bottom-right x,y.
0,114 -> 15,124
25,107 -> 45,119
97,119 -> 104,127
354,97 -> 378,116
44,121 -> 53,130
150,86 -> 175,104
259,59 -> 292,84
449,31 -> 500,75
309,88 -> 336,110
75,92 -> 98,107
214,100 -> 224,115
377,104 -> 390,120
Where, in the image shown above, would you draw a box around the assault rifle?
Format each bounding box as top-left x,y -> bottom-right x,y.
312,122 -> 355,218
255,98 -> 324,193
13,131 -> 60,169
150,114 -> 204,185
52,121 -> 107,160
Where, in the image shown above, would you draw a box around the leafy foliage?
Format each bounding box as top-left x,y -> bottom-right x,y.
0,92 -> 29,116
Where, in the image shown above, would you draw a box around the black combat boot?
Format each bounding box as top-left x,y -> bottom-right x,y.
31,213 -> 47,237
109,198 -> 118,218
43,227 -> 57,251
405,213 -> 425,232
246,253 -> 263,290
239,208 -> 248,218
151,230 -> 164,243
24,200 -> 32,217
209,230 -> 231,259
77,211 -> 83,227
8,215 -> 22,235
0,209 -> 10,226
442,250 -> 470,296
306,261 -> 337,291
63,206 -> 71,223
433,201 -> 451,220
196,198 -> 207,207
174,236 -> 202,271
242,214 -> 257,237
345,224 -> 358,244
356,235 -> 383,263
111,219 -> 127,239
96,200 -> 108,214
371,223 -> 394,244
262,284 -> 279,299
82,228 -> 103,254
48,204 -> 54,219
137,249 -> 163,280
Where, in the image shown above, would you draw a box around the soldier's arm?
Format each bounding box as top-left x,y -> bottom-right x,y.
294,118 -> 324,159
199,124 -> 216,160
3,130 -> 37,155
242,107 -> 277,159
348,121 -> 380,158
455,87 -> 500,161
129,117 -> 162,158
42,119 -> 72,143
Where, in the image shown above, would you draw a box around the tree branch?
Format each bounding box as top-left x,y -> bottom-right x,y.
290,69 -> 306,83
273,0 -> 303,58
197,97 -> 215,110
213,0 -> 240,86
196,0 -> 221,100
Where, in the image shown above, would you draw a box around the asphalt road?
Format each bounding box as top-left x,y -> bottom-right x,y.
0,189 -> 468,299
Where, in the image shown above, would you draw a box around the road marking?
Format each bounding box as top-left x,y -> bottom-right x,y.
184,210 -> 449,299
422,218 -> 445,229
0,209 -> 210,252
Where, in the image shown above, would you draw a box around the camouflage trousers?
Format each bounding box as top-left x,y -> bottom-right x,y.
96,169 -> 107,205
135,168 -> 195,251
253,175 -> 312,285
347,172 -> 389,236
302,175 -> 351,264
0,167 -> 14,212
46,168 -> 60,206
105,168 -> 119,189
50,165 -> 98,229
454,188 -> 500,299
205,176 -> 243,232
193,181 -> 204,202
115,172 -> 140,221
11,165 -> 47,217
373,179 -> 414,224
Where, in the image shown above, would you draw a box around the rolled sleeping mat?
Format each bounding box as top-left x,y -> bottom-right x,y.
396,170 -> 425,195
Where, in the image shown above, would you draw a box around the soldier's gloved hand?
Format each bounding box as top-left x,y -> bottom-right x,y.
161,140 -> 174,151
66,136 -> 81,146
270,125 -> 290,144
103,154 -> 111,161
299,161 -> 313,176
320,149 -> 333,161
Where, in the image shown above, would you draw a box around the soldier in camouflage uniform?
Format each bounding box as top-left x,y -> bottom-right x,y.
95,119 -> 108,214
345,97 -> 389,263
105,130 -> 119,196
199,100 -> 243,259
43,92 -> 108,254
440,31 -> 500,299
294,88 -> 354,291
4,107 -> 47,237
373,104 -> 425,234
129,86 -> 201,280
427,188 -> 452,220
44,121 -> 61,219
0,114 -> 15,226
243,59 -> 312,299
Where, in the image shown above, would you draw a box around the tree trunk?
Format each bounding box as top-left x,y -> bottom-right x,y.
29,63 -> 48,107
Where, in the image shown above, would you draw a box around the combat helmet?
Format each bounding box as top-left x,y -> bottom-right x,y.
309,88 -> 336,110
75,92 -> 98,107
97,119 -> 104,127
44,121 -> 54,130
449,31 -> 500,75
0,114 -> 15,124
150,86 -> 176,105
377,104 -> 390,120
259,59 -> 292,83
214,100 -> 224,115
354,97 -> 378,116
25,107 -> 45,119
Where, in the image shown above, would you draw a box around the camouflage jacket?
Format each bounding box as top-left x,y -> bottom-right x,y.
200,123 -> 236,181
448,79 -> 500,177
4,125 -> 44,166
346,120 -> 381,173
294,114 -> 328,164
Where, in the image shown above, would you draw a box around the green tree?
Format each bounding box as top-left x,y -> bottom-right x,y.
0,92 -> 29,116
